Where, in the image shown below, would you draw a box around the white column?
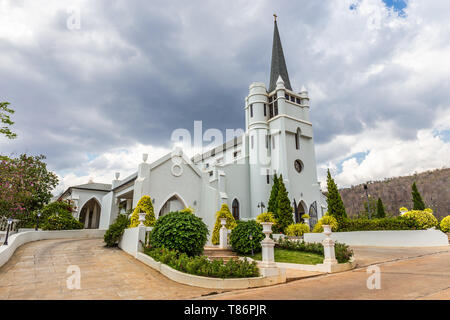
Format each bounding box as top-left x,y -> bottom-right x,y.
219,218 -> 228,249
260,222 -> 276,268
84,208 -> 90,229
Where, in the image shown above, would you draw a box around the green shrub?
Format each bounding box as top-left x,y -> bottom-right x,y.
104,214 -> 130,247
285,223 -> 310,236
145,247 -> 259,278
150,211 -> 208,256
402,210 -> 438,229
337,217 -> 413,231
312,214 -> 339,233
129,195 -> 156,228
211,203 -> 237,245
41,211 -> 83,230
230,220 -> 265,255
440,216 -> 450,233
276,238 -> 353,263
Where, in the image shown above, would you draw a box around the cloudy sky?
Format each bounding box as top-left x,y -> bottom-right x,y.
1,0 -> 449,194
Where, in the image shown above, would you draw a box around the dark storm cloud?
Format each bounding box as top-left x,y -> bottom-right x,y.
0,0 -> 449,179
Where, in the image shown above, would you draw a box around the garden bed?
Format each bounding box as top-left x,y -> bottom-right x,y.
243,248 -> 323,265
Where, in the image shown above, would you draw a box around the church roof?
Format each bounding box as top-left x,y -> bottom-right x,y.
72,182 -> 112,192
269,19 -> 292,92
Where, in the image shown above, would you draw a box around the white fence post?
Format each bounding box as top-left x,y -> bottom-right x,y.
322,225 -> 337,265
219,218 -> 228,249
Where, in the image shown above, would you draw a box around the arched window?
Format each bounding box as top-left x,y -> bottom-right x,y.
295,128 -> 301,150
232,199 -> 240,220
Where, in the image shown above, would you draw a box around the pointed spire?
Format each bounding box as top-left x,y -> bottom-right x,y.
269,16 -> 292,92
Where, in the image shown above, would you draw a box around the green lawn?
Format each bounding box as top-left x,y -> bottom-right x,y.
244,248 -> 324,265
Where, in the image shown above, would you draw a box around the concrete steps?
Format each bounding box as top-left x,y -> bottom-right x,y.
203,246 -> 240,262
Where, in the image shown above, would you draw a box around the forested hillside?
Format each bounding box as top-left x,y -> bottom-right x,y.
339,168 -> 450,219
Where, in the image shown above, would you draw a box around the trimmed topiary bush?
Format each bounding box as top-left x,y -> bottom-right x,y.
211,203 -> 237,245
402,210 -> 438,229
230,220 -> 265,255
104,214 -> 130,247
129,195 -> 156,228
285,223 -> 310,236
440,216 -> 450,233
312,214 -> 339,233
150,211 -> 208,256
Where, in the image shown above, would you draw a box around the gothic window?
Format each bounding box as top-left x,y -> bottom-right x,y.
295,128 -> 301,150
266,169 -> 270,184
285,93 -> 289,100
290,96 -> 295,102
269,104 -> 274,118
274,101 -> 278,115
232,199 -> 240,220
265,134 -> 269,149
296,97 -> 301,104
264,104 -> 267,116
250,104 -> 253,117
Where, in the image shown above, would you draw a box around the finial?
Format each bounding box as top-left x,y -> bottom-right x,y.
273,13 -> 277,22
115,172 -> 120,180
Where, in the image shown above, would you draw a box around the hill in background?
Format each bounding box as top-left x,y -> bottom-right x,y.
339,168 -> 449,219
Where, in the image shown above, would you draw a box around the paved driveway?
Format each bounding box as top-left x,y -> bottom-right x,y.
1,238 -> 449,300
0,238 -> 216,300
203,245 -> 450,300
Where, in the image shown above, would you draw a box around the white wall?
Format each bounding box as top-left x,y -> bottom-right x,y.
304,230 -> 449,247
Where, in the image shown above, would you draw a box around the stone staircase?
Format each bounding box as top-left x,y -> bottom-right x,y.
203,246 -> 240,262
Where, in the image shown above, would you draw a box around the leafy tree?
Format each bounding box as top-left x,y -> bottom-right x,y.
376,197 -> 386,218
0,102 -> 17,139
211,203 -> 237,245
326,169 -> 347,220
273,175 -> 294,233
0,154 -> 58,222
411,182 -> 426,210
267,173 -> 279,215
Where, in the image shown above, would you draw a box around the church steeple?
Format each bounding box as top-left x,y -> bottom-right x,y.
269,15 -> 292,92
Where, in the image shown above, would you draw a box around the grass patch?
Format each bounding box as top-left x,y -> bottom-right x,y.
244,248 -> 324,265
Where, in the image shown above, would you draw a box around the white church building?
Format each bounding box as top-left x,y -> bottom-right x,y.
58,19 -> 327,235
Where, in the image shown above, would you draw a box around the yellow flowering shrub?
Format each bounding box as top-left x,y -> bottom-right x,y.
312,214 -> 339,233
301,214 -> 310,219
402,210 -> 438,230
285,223 -> 310,236
424,208 -> 433,214
211,203 -> 237,245
256,212 -> 276,224
399,207 -> 408,213
440,216 -> 450,233
180,206 -> 195,214
129,195 -> 156,228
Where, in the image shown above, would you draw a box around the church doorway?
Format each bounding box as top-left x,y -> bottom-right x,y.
79,198 -> 101,229
295,200 -> 307,223
159,195 -> 185,217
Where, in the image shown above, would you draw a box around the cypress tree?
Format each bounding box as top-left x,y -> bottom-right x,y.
376,197 -> 386,218
267,173 -> 279,215
274,175 -> 294,233
326,169 -> 347,219
411,182 -> 426,210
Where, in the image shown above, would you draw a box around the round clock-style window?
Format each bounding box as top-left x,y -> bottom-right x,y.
294,159 -> 303,173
